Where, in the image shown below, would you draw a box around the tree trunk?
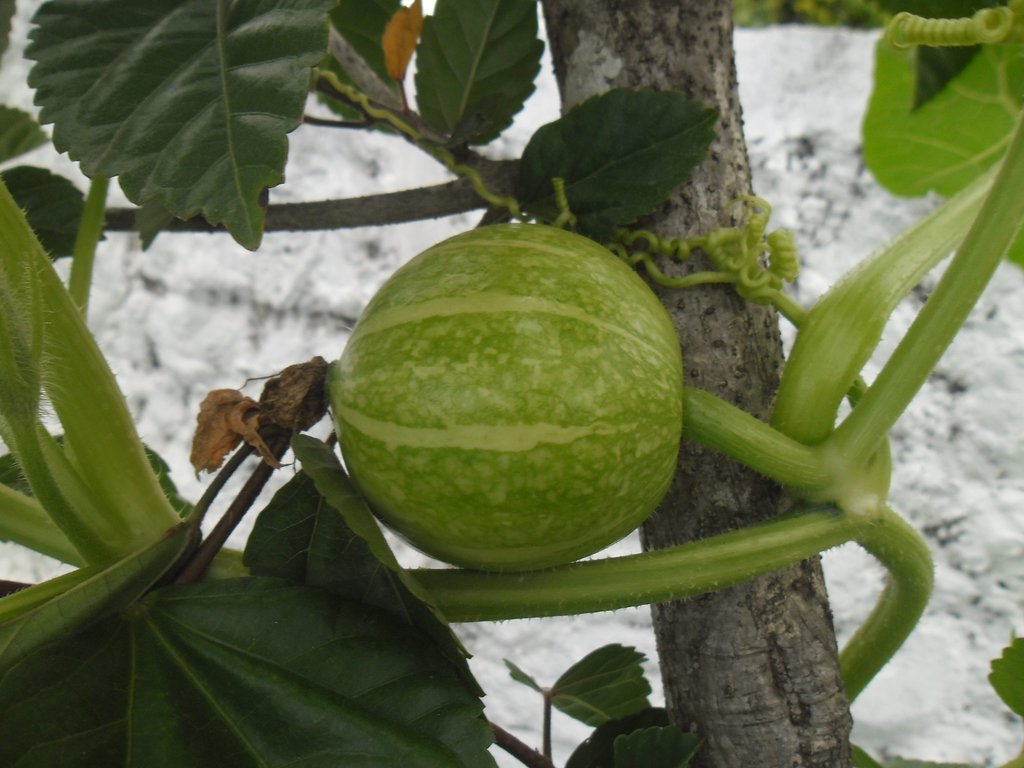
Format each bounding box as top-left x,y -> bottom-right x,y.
539,2 -> 853,765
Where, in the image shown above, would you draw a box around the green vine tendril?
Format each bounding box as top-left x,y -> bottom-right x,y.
887,0 -> 1024,49
551,177 -> 577,229
606,196 -> 805,322
317,70 -> 524,219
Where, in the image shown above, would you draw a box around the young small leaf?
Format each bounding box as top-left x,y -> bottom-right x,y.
550,644 -> 652,727
565,708 -> 671,768
0,107 -> 47,164
517,89 -> 717,239
505,659 -> 544,692
0,166 -> 83,259
414,0 -> 543,144
26,0 -> 336,250
0,578 -> 496,767
852,744 -> 886,768
989,636 -> 1024,717
383,0 -> 423,82
613,726 -> 700,768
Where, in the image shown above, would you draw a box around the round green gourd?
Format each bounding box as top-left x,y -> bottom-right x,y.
329,224 -> 683,571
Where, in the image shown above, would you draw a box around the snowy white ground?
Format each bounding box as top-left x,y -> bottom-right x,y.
1,5 -> 1023,766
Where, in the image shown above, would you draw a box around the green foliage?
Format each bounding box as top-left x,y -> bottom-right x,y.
989,636 -> 1024,717
25,0 -> 335,250
548,644 -> 653,727
0,107 -> 47,164
613,726 -> 701,768
0,525 -> 192,669
331,0 -> 402,88
0,578 -> 496,768
0,0 -> 14,59
0,166 -> 83,258
244,445 -> 476,692
414,0 -> 543,144
516,89 -> 717,239
864,42 -> 1024,197
733,0 -> 884,28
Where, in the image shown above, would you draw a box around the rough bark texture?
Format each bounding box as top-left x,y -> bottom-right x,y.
539,2 -> 853,765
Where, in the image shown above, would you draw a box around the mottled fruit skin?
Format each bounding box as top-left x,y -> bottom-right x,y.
330,224 -> 683,571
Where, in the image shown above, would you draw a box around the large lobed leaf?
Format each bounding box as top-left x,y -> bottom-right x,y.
26,0 -> 336,250
0,577 -> 496,768
247,436 -> 478,692
863,41 -> 1024,198
414,0 -> 543,144
517,88 -> 717,240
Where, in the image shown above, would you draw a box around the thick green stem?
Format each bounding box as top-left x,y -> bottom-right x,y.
67,176 -> 109,316
773,167 -> 994,445
0,178 -> 180,561
831,113 -> 1024,465
840,505 -> 934,701
414,508 -> 858,621
683,387 -> 831,491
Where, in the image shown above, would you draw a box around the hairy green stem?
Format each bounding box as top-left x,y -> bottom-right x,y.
0,178 -> 180,562
839,505 -> 934,701
67,176 -> 109,316
414,508 -> 858,621
773,167 -> 994,445
683,387 -> 831,491
832,113 -> 1024,465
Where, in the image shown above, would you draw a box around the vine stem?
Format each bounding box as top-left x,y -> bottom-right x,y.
67,175 -> 109,316
838,504 -> 934,702
414,508 -> 858,621
830,111 -> 1024,465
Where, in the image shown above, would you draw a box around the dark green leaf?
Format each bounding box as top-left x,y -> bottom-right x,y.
0,166 -> 83,258
134,200 -> 176,251
872,0 -> 989,16
613,726 -> 700,768
863,40 -> 1024,197
504,659 -> 543,692
0,577 -> 496,768
0,0 -> 15,60
143,444 -> 193,518
989,636 -> 1024,717
0,450 -> 29,496
913,47 -> 978,109
247,445 -> 478,693
331,0 -> 401,88
565,709 -> 671,768
0,524 -> 192,671
517,89 -> 717,239
551,644 -> 651,727
0,107 -> 47,164
414,0 -> 543,144
26,0 -> 335,250
852,745 -> 886,768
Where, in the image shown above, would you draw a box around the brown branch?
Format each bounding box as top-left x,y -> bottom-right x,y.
103,161 -> 518,235
490,723 -> 555,768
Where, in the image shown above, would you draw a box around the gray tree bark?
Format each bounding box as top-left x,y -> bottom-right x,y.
539,2 -> 853,766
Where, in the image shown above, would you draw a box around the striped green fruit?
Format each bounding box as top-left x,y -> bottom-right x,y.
329,224 -> 683,571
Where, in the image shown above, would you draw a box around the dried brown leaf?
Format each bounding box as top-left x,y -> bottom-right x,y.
190,388 -> 281,474
258,356 -> 329,433
383,0 -> 423,82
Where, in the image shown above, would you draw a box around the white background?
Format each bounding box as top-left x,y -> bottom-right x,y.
1,4 -> 1022,766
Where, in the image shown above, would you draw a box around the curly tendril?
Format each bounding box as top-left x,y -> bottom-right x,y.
316,70 -> 524,219
608,196 -> 801,308
887,1 -> 1024,49
551,177 -> 578,229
